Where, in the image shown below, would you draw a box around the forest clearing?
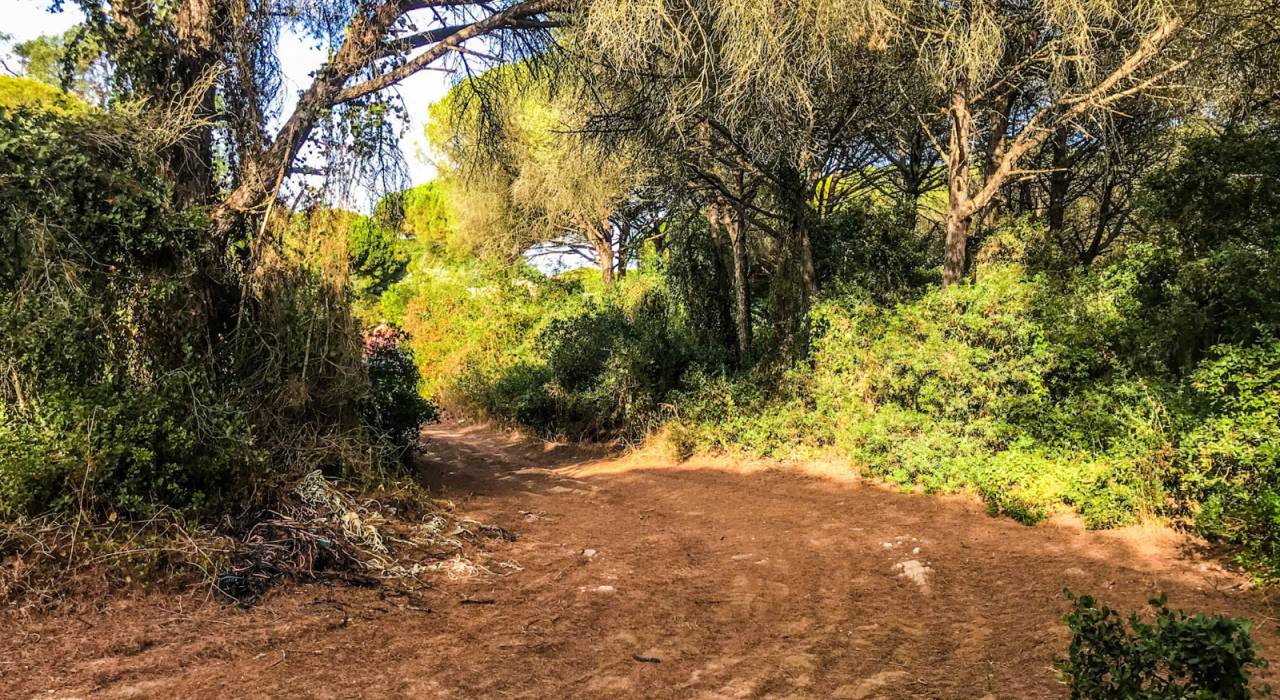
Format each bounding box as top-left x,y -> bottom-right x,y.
6,421 -> 1277,699
5,0 -> 1280,696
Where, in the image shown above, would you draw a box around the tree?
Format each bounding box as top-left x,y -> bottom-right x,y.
10,27 -> 109,104
348,216 -> 409,297
883,0 -> 1192,284
69,0 -> 561,223
427,66 -> 653,285
570,0 -> 898,353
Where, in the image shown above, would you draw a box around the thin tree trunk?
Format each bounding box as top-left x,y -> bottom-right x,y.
706,201 -> 742,362
977,92 -> 1012,231
943,82 -> 974,286
590,219 -> 615,287
1083,164 -> 1117,265
710,197 -> 753,362
614,221 -> 630,279
728,202 -> 752,361
1047,127 -> 1070,239
797,219 -> 818,304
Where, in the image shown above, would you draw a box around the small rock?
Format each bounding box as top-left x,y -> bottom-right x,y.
1063,567 -> 1087,577
892,559 -> 932,593
882,542 -> 894,549
591,585 -> 616,594
911,547 -> 920,555
582,548 -> 597,558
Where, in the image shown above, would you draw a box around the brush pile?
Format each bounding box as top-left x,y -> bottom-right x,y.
216,470 -> 515,605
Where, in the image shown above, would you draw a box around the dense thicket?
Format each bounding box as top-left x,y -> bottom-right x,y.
0,79 -> 429,520
0,0 -> 560,522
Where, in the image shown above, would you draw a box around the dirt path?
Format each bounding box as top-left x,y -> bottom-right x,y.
4,421 -> 1279,699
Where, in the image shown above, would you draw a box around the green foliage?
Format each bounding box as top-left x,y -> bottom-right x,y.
1180,342 -> 1280,573
394,251 -> 700,440
1135,129 -> 1280,370
531,290 -> 696,439
376,182 -> 459,258
810,204 -> 935,302
360,326 -> 437,452
0,378 -> 257,519
348,216 -> 408,297
11,27 -> 106,101
0,96 -> 414,521
0,75 -> 87,114
1058,591 -> 1266,699
0,103 -> 254,517
671,245 -> 1172,527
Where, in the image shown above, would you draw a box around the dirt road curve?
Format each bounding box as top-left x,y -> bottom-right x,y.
4,422 -> 1278,698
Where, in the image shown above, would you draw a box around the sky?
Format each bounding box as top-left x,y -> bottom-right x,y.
0,0 -> 451,195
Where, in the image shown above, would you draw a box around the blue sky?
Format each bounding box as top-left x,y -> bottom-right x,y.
1,0 -> 449,191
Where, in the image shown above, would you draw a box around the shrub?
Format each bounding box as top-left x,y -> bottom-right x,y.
809,203 -> 934,302
361,325 -> 436,452
1179,342 -> 1280,573
0,93 -> 411,522
670,250 -> 1171,530
1058,591 -> 1266,699
0,377 -> 259,519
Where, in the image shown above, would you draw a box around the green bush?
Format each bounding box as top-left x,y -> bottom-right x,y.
1058,591 -> 1266,699
1,91 -> 411,522
1179,342 -> 1280,573
669,249 -> 1171,529
0,378 -> 259,519
361,325 -> 437,453
809,203 -> 934,302
348,216 -> 409,297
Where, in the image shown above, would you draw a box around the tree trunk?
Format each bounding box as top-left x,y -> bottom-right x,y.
709,198 -> 753,362
1047,127 -> 1070,239
598,245 -> 615,286
976,92 -> 1012,232
590,219 -> 615,287
783,184 -> 818,356
1083,162 -> 1117,266
614,221 -> 630,279
943,82 -> 974,286
170,0 -> 219,206
727,202 -> 752,361
797,219 -> 818,305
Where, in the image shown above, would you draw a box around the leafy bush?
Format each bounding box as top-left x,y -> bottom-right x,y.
389,247 -> 707,441
809,204 -> 934,302
0,379 -> 258,518
1058,591 -> 1266,699
1135,130 -> 1280,371
1179,342 -> 1280,573
0,91 -> 413,521
670,248 -> 1171,528
361,325 -> 436,452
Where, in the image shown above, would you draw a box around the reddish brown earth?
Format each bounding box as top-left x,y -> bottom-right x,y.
3,421 -> 1279,699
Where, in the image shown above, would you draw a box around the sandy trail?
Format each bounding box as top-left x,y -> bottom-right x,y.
3,421 -> 1278,699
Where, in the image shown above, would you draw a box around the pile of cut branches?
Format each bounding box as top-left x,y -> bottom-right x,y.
215,471 -> 516,605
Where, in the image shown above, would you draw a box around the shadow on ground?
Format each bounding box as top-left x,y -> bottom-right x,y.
4,420 -> 1278,699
